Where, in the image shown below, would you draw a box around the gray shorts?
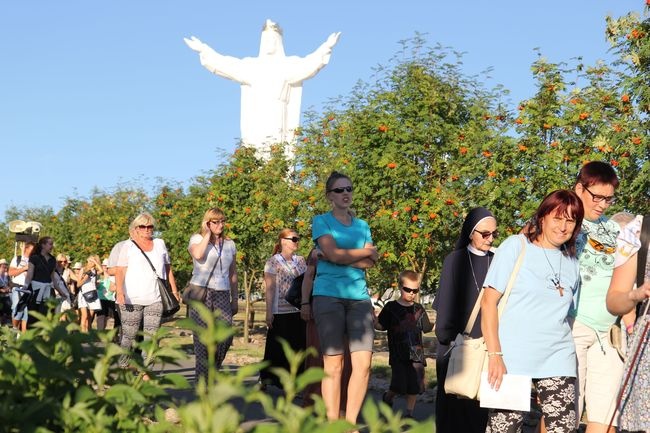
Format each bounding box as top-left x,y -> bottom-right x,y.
312,295 -> 374,355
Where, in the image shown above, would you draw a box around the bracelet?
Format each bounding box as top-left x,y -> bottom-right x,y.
487,351 -> 503,356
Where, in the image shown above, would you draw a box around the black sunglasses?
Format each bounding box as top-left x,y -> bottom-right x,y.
473,230 -> 498,239
327,186 -> 353,194
137,225 -> 154,230
582,185 -> 616,204
283,236 -> 300,243
401,287 -> 419,294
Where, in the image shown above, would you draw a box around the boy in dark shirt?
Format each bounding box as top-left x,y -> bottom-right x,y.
375,270 -> 433,418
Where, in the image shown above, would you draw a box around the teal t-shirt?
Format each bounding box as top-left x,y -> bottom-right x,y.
311,212 -> 373,300
572,217 -> 620,332
484,235 -> 580,378
98,276 -> 115,301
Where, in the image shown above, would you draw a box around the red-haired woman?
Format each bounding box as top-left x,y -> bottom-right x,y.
482,190 -> 584,433
260,228 -> 307,389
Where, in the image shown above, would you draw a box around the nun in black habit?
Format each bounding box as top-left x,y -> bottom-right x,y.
433,207 -> 496,433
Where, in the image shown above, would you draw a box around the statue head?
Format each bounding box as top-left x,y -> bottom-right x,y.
259,19 -> 285,57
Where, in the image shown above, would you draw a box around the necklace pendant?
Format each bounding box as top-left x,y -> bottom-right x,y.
557,285 -> 564,297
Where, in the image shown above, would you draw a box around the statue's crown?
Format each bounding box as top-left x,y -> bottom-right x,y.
262,19 -> 283,36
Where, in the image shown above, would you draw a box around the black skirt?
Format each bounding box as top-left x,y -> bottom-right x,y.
260,311 -> 306,388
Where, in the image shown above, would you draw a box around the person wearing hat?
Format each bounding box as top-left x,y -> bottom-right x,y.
0,259 -> 11,324
434,207 -> 496,433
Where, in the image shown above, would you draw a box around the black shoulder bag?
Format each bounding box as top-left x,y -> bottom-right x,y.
132,240 -> 180,317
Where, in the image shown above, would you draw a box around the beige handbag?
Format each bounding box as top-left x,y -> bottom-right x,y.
444,236 -> 526,400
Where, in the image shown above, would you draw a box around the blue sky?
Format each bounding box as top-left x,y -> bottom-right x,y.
0,1 -> 644,216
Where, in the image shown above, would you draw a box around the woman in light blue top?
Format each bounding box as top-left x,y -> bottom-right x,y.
306,171 -> 378,426
482,190 -> 584,433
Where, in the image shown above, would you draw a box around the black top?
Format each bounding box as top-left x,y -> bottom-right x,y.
378,301 -> 433,365
29,254 -> 56,283
435,248 -> 493,355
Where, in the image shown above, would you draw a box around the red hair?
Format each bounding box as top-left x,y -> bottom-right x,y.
526,189 -> 584,257
272,228 -> 297,255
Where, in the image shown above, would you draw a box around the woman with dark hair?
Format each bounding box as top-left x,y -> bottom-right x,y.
187,207 -> 238,381
482,190 -> 584,433
307,171 -> 378,425
23,237 -> 68,324
259,228 -> 307,389
570,161 -> 638,433
434,207 -> 496,433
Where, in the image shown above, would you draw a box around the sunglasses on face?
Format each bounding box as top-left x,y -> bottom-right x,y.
327,186 -> 353,194
283,236 -> 300,243
588,237 -> 616,254
401,287 -> 419,294
473,230 -> 498,239
209,219 -> 226,225
137,225 -> 154,230
582,185 -> 616,204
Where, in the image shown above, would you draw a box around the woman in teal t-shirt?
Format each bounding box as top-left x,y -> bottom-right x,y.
304,171 -> 378,426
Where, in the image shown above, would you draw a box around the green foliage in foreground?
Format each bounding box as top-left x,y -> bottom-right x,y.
0,303 -> 434,432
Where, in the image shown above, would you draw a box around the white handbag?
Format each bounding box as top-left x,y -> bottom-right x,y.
444,236 -> 526,400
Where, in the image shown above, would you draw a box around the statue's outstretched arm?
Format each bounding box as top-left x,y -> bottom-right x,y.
287,32 -> 341,84
184,36 -> 250,85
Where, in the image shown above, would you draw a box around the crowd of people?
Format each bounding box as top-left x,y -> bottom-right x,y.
2,162 -> 649,432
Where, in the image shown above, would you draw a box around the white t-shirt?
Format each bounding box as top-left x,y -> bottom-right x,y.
10,255 -> 29,286
188,234 -> 236,291
108,239 -> 129,268
117,239 -> 170,305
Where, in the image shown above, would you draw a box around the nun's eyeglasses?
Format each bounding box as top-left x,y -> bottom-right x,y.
474,230 -> 498,239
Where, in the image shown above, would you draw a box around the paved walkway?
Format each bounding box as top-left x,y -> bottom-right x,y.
157,350 -> 436,426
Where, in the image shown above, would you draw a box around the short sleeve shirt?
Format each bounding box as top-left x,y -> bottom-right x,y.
117,239 -> 170,305
264,254 -> 307,314
311,212 -> 373,300
188,234 -> 236,291
483,235 -> 580,378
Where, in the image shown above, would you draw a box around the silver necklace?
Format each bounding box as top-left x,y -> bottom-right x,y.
467,250 -> 490,292
542,247 -> 564,296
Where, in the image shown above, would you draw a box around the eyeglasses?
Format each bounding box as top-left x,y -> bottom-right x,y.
582,185 -> 616,204
137,225 -> 154,230
401,287 -> 420,294
327,186 -> 353,194
283,236 -> 300,243
588,237 -> 616,254
473,230 -> 498,239
209,219 -> 226,225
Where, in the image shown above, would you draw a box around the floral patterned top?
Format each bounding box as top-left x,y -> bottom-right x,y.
264,254 -> 306,314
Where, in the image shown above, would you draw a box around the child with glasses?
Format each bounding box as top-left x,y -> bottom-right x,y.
375,270 -> 433,419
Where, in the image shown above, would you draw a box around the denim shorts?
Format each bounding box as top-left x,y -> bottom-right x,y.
312,295 -> 374,355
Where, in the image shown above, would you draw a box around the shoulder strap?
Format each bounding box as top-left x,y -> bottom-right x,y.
203,240 -> 223,286
463,236 -> 527,335
637,214 -> 650,288
131,240 -> 161,277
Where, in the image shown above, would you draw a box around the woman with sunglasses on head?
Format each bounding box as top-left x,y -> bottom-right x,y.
307,171 -> 378,426
570,161 -> 639,433
259,229 -> 307,389
434,207 -> 496,433
187,207 -> 238,382
482,190 -> 583,433
115,213 -> 179,375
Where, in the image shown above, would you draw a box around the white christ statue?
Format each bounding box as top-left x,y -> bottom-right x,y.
185,20 -> 341,158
